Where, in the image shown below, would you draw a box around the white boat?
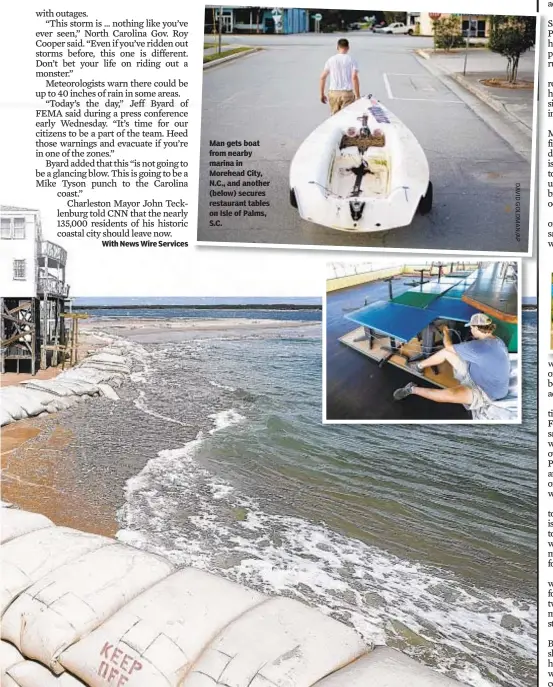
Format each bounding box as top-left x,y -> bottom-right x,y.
289,96 -> 432,232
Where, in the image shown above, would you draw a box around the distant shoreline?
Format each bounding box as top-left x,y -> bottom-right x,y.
72,304 -> 323,311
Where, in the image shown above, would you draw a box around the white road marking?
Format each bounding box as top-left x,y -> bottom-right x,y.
383,73 -> 462,104
382,73 -> 394,100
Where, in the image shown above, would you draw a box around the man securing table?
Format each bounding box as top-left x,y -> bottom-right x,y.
320,39 -> 360,115
393,313 -> 511,415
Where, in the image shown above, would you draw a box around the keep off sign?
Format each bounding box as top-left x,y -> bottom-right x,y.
97,641 -> 143,686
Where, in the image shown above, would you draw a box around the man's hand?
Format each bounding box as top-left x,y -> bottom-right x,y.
320,94 -> 327,104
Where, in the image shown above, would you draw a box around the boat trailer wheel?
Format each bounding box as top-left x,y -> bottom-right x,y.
290,189 -> 298,209
417,181 -> 433,215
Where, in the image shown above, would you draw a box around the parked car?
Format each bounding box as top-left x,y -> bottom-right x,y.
348,22 -> 363,30
373,22 -> 414,35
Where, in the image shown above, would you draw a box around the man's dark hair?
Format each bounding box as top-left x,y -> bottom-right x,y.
337,38 -> 349,49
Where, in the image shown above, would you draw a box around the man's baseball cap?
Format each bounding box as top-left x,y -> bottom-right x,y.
465,313 -> 493,327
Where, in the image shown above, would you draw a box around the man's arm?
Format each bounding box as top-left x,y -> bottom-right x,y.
320,69 -> 329,104
440,325 -> 455,352
352,70 -> 360,99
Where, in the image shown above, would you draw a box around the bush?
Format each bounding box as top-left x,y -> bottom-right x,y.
433,16 -> 463,52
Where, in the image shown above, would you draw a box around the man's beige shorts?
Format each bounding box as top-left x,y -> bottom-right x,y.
328,90 -> 355,115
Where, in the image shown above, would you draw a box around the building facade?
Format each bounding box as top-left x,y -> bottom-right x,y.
1,206 -> 69,374
205,7 -> 309,34
418,13 -> 491,38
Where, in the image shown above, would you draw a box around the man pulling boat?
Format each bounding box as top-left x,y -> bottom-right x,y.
320,39 -> 360,115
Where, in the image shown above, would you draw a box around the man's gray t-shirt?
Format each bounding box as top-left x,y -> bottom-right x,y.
323,54 -> 359,91
453,337 -> 510,400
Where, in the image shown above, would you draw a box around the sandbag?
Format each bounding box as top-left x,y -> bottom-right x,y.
1,388 -> 49,417
1,640 -> 24,683
20,380 -> 74,398
313,646 -> 462,686
0,395 -> 28,421
2,543 -> 174,673
60,568 -> 265,687
97,384 -> 119,401
182,596 -> 366,687
1,407 -> 14,426
6,660 -> 85,686
1,509 -> 53,544
0,527 -> 112,616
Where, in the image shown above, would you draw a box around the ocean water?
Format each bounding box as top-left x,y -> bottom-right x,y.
80,307 -> 322,321
64,311 -> 535,687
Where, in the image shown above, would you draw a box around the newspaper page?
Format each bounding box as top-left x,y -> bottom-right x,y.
0,1 -> 539,686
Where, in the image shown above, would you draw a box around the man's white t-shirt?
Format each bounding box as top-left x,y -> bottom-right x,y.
324,53 -> 359,91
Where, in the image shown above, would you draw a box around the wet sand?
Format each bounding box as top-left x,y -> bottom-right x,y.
1,330 -> 118,536
82,317 -> 320,342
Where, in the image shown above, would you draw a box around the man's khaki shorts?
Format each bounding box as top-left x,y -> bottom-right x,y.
328,90 -> 356,115
451,357 -> 492,412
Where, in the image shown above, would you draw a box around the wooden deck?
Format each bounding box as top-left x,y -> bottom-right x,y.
339,327 -> 458,389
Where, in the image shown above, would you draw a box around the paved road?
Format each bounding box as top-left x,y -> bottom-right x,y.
197,33 -> 532,253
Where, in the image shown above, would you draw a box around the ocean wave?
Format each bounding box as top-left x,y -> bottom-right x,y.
116,430 -> 535,687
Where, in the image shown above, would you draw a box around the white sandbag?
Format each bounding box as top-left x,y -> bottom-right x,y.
1,640 -> 24,682
97,384 -> 119,401
6,660 -> 86,686
1,388 -> 49,418
20,380 -> 73,398
2,543 -> 174,673
45,396 -> 77,413
182,596 -> 366,687
50,378 -> 99,396
1,407 -> 14,426
60,568 -> 265,687
0,395 -> 28,421
313,646 -> 462,686
0,527 -> 112,616
1,509 -> 53,543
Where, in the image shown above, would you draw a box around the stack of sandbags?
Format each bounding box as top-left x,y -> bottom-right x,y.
2,545 -> 174,674
0,507 -> 466,687
59,569 -> 265,686
0,346 -> 132,427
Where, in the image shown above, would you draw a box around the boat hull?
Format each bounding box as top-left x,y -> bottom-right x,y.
290,96 -> 430,232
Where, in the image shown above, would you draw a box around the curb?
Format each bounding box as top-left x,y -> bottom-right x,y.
450,73 -> 532,134
414,53 -> 533,161
415,49 -> 430,60
203,47 -> 262,70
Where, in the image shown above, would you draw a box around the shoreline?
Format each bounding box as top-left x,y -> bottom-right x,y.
0,317 -> 320,538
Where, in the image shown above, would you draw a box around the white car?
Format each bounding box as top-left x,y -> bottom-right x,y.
373,22 -> 414,35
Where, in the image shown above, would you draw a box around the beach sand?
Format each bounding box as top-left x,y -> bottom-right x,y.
1,330 -> 119,535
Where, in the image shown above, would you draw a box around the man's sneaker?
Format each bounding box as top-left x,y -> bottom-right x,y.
409,361 -> 424,373
393,382 -> 416,401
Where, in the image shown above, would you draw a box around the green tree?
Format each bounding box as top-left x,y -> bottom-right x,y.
433,16 -> 462,52
383,11 -> 407,24
488,15 -> 536,84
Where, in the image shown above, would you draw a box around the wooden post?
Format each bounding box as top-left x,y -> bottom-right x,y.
74,317 -> 79,364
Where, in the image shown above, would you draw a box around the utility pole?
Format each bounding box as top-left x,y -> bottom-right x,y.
218,6 -> 223,55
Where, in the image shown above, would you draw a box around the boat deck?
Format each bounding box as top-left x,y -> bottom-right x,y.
339,327 -> 458,389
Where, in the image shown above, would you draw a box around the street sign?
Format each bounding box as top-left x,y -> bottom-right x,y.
313,13 -> 322,20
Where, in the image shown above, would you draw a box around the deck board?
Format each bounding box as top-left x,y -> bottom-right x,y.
339,327 -> 459,389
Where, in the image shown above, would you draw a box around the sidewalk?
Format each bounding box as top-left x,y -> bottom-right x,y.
416,49 -> 535,136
